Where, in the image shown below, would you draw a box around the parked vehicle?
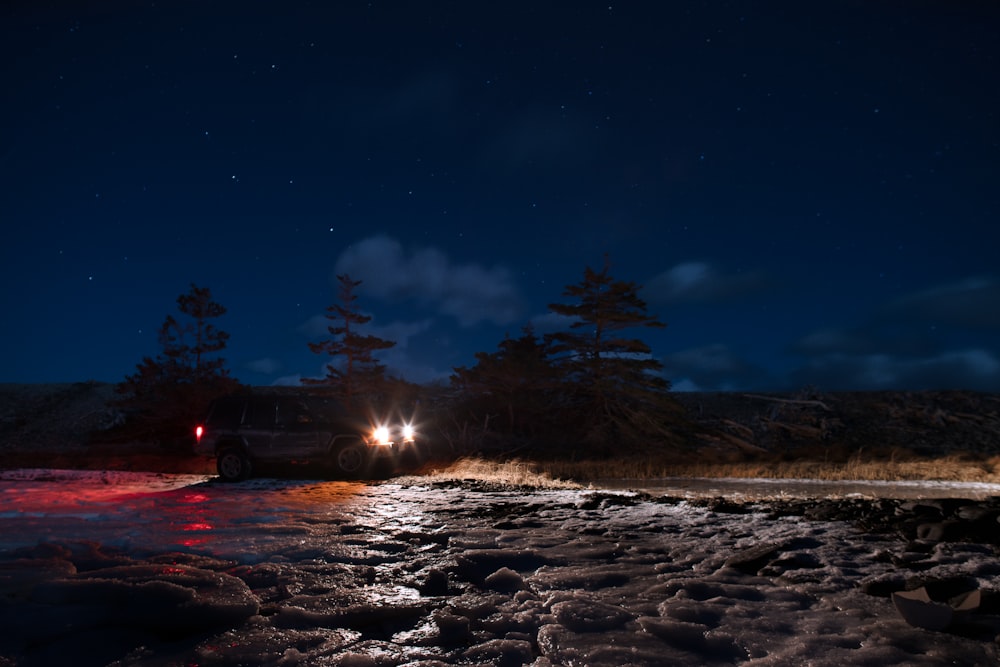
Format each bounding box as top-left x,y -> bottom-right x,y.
194,393 -> 417,482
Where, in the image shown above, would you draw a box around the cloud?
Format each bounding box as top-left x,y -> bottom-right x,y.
663,344 -> 771,392
790,348 -> 1000,391
670,378 -> 704,392
788,277 -> 1000,390
334,235 -> 523,326
298,314 -> 330,338
791,328 -> 874,356
884,277 -> 1000,330
378,347 -> 451,385
365,318 -> 434,349
790,325 -> 937,361
643,261 -> 766,304
245,357 -> 282,375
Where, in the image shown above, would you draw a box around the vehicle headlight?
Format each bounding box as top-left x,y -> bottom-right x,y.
373,426 -> 390,445
402,424 -> 415,441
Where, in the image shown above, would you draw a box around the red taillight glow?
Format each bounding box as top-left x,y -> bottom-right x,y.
195,425 -> 204,441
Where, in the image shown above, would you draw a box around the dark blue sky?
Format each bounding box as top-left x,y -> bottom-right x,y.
2,1 -> 998,391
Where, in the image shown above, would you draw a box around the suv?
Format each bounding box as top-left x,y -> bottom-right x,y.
194,393 -> 417,482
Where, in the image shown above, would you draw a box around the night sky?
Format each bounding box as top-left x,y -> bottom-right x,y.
2,2 -> 998,392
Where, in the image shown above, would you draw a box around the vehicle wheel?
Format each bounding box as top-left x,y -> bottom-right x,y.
331,441 -> 368,478
217,448 -> 251,482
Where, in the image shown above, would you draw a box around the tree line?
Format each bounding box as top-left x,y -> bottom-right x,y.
112,258 -> 685,457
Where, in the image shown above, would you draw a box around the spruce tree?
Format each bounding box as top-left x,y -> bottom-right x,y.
114,284 -> 239,445
450,326 -> 558,446
547,256 -> 674,449
305,274 -> 396,406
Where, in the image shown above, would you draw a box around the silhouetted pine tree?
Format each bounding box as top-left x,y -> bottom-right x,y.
114,284 -> 240,446
304,274 -> 396,407
450,326 -> 559,449
546,256 -> 676,451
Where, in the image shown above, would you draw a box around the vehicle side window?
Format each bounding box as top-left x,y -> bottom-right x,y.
246,398 -> 277,429
308,397 -> 344,418
207,399 -> 245,428
277,399 -> 313,426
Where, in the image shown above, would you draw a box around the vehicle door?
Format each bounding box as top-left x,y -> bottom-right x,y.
243,397 -> 277,455
273,397 -> 323,458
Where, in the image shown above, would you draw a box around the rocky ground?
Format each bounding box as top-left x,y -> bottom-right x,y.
1,472 -> 999,666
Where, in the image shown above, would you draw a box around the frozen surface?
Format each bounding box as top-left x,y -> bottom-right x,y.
1,470 -> 998,666
602,476 -> 1000,500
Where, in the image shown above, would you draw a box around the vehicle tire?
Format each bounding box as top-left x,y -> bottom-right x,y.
217,448 -> 252,482
331,441 -> 368,479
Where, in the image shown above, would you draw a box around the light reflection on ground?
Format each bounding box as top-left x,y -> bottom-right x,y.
0,471 -> 379,558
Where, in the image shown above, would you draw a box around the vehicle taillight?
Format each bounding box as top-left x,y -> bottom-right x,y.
195,425 -> 204,441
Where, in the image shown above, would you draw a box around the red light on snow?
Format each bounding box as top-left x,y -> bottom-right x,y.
180,538 -> 209,547
183,522 -> 213,532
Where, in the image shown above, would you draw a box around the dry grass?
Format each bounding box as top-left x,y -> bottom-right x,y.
532,454 -> 1000,484
400,453 -> 1000,489
396,448 -> 1000,487
398,457 -> 582,489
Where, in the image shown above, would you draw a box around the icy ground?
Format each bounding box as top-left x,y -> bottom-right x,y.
1,470 -> 999,666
